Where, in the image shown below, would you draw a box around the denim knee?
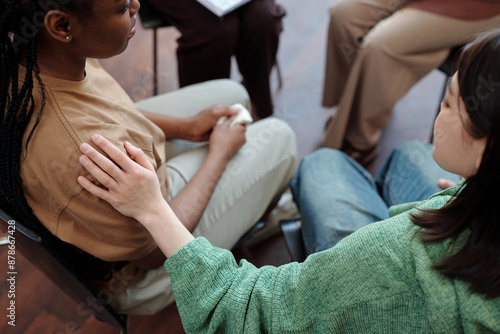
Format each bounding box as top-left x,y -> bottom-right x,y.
291,148 -> 367,207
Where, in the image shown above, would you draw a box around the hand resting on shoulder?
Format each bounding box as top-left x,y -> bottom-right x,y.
78,134 -> 194,258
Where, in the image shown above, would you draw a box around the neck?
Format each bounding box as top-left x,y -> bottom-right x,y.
30,35 -> 87,81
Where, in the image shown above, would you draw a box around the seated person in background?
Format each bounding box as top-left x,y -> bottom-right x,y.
0,0 -> 297,315
148,0 -> 286,119
291,140 -> 461,255
322,0 -> 500,166
78,30 -> 500,332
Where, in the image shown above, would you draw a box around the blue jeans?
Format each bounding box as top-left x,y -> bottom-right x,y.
290,141 -> 461,256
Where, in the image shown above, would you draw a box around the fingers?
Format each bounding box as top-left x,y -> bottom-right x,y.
216,115 -> 248,129
211,105 -> 237,118
77,175 -> 112,202
438,178 -> 456,189
79,135 -> 156,186
124,141 -> 155,172
78,152 -> 118,190
79,134 -> 132,188
86,134 -> 136,174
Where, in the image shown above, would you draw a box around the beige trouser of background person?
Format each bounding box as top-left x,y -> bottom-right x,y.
108,79 -> 297,314
322,0 -> 500,151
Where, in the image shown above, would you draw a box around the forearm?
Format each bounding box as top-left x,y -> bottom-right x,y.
138,202 -> 195,259
140,109 -> 190,140
168,151 -> 229,231
165,220 -> 415,333
131,152 -> 228,261
165,238 -> 301,333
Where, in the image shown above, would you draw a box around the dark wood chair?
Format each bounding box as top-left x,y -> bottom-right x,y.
0,208 -> 129,333
279,217 -> 306,263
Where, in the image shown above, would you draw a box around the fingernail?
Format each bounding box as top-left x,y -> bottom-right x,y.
92,134 -> 101,143
79,155 -> 88,164
77,176 -> 86,185
80,143 -> 89,153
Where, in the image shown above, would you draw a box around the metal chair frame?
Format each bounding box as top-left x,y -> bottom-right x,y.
279,217 -> 306,263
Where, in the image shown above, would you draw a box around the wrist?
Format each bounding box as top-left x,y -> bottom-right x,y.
178,117 -> 194,140
136,200 -> 170,228
165,117 -> 192,140
207,146 -> 231,166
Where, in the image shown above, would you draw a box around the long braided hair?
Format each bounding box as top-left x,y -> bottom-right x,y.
1,0 -> 124,283
1,0 -> 94,235
1,0 -> 49,237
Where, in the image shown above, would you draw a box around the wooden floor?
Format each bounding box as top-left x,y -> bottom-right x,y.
0,0 -> 446,332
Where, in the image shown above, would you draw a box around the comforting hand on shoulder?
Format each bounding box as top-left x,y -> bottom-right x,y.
77,134 -> 194,257
77,134 -> 166,224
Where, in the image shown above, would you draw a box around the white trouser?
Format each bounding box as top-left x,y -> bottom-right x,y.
110,79 -> 297,314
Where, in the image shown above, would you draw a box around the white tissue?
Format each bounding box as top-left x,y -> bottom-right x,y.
217,103 -> 253,126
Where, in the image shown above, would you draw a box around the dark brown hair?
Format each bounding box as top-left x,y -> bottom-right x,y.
411,29 -> 500,299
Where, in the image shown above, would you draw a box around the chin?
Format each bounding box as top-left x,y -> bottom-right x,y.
431,146 -> 438,162
432,151 -> 449,174
115,42 -> 130,56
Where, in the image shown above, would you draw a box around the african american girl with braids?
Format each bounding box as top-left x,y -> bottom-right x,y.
0,0 -> 297,315
78,30 -> 500,332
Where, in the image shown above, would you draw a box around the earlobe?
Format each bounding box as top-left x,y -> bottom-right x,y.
44,10 -> 72,42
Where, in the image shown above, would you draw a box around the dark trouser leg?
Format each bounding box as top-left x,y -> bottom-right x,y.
236,0 -> 282,118
150,0 -> 239,87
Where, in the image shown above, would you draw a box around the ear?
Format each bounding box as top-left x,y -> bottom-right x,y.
44,10 -> 73,42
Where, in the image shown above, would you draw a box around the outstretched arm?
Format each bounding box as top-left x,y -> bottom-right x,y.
77,136 -> 420,333
78,134 -> 194,257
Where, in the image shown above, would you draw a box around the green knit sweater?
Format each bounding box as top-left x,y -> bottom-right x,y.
164,185 -> 500,333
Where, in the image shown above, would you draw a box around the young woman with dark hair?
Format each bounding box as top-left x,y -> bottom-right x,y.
411,33 -> 500,299
78,30 -> 500,332
0,0 -> 297,314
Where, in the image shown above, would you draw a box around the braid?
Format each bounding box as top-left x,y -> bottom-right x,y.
0,0 -> 16,30
1,0 -> 125,283
0,0 -> 48,239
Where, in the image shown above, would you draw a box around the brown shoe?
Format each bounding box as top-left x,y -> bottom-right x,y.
340,140 -> 378,167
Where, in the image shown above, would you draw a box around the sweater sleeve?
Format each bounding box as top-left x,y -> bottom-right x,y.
164,216 -> 431,333
164,185 -> 497,333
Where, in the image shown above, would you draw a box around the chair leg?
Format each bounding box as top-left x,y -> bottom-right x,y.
275,60 -> 283,90
153,28 -> 158,96
120,315 -> 129,334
